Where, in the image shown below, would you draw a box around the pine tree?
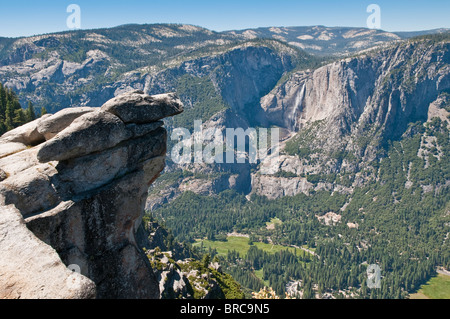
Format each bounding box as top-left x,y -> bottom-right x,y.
0,83 -> 6,117
202,254 -> 211,269
40,106 -> 48,117
0,121 -> 6,135
13,108 -> 27,127
25,101 -> 36,122
4,100 -> 14,131
0,82 -> 40,135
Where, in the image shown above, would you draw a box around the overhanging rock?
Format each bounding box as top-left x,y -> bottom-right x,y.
0,90 -> 183,299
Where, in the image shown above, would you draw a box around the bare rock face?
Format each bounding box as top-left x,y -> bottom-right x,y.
101,90 -> 184,124
261,40 -> 450,142
37,107 -> 95,140
251,40 -> 450,199
0,116 -> 48,146
0,204 -> 97,299
0,91 -> 183,299
37,111 -> 131,163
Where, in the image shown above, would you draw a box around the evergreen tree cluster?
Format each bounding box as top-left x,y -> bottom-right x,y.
152,118 -> 450,299
0,83 -> 46,135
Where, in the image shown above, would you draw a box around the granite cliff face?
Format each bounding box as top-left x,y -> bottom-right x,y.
250,38 -> 450,199
146,37 -> 450,204
0,90 -> 183,299
261,40 -> 450,136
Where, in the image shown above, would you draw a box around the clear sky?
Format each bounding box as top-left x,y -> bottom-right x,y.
0,0 -> 449,38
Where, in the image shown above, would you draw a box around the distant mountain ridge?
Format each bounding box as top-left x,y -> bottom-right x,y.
226,26 -> 449,56
0,23 -> 447,114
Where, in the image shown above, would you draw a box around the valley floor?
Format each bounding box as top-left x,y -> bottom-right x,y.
409,273 -> 450,299
193,236 -> 311,258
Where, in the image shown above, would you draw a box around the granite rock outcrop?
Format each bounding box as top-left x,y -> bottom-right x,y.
0,90 -> 183,299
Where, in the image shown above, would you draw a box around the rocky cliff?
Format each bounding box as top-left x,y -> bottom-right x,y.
261,39 -> 450,137
146,36 -> 450,204
0,90 -> 183,299
140,218 -> 244,299
251,37 -> 450,199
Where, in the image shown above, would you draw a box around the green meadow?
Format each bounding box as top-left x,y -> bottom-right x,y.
410,274 -> 450,299
194,236 -> 310,258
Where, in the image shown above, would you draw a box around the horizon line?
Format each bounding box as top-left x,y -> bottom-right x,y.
1,22 -> 449,39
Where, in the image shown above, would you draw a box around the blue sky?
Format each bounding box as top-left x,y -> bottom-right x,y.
0,0 -> 449,37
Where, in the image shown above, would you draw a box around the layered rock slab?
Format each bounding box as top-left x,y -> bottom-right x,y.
101,90 -> 183,124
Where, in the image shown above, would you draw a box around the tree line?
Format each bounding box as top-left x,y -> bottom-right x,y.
0,83 -> 47,135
